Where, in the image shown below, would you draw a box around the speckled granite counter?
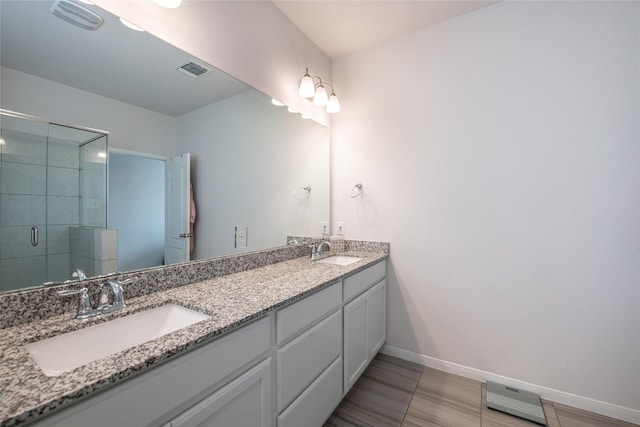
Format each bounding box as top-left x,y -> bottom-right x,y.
0,251 -> 387,426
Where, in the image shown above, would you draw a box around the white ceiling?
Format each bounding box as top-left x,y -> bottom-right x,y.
272,0 -> 499,59
0,1 -> 249,117
1,1 -> 499,117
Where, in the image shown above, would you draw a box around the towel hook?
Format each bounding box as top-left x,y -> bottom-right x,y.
350,183 -> 363,198
292,186 -> 311,200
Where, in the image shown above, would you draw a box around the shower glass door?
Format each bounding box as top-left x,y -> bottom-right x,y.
0,111 -> 108,291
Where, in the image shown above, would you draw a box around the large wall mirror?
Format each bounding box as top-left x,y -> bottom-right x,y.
0,0 -> 330,292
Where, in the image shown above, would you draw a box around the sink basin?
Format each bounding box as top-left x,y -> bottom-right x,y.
317,255 -> 362,266
24,303 -> 211,377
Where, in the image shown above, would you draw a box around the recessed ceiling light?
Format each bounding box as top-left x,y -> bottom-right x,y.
153,0 -> 181,8
287,107 -> 298,113
272,99 -> 284,106
119,17 -> 144,32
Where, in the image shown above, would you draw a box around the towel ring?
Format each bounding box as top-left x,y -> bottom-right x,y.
292,186 -> 311,200
350,183 -> 363,198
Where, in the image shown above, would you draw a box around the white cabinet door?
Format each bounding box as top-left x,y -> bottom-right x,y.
367,279 -> 386,360
343,291 -> 368,392
169,358 -> 272,427
343,278 -> 387,394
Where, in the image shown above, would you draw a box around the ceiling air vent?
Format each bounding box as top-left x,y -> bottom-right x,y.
51,0 -> 104,31
177,61 -> 210,78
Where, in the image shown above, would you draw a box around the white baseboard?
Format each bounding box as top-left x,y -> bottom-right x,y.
381,345 -> 640,425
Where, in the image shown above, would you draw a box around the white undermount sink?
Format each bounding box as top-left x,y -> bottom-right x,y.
317,255 -> 363,266
24,303 -> 211,377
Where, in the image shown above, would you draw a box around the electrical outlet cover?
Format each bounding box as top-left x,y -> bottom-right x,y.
321,221 -> 329,236
235,226 -> 248,248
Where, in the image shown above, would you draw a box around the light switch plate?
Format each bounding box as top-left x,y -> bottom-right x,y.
235,226 -> 248,248
321,221 -> 329,236
337,222 -> 345,236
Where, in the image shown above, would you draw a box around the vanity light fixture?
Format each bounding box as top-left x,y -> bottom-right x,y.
119,17 -> 144,32
153,0 -> 181,8
298,67 -> 340,113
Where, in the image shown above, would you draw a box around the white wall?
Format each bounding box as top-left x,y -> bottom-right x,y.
177,90 -> 329,259
332,0 -> 640,420
1,67 -> 176,157
108,153 -> 165,271
93,0 -> 332,126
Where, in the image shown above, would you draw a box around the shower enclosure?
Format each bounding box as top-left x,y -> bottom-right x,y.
0,110 -> 111,292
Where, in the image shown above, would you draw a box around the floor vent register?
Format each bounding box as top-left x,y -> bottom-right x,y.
486,381 -> 547,425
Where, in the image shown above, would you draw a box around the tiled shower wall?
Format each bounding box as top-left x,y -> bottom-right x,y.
0,129 -> 80,290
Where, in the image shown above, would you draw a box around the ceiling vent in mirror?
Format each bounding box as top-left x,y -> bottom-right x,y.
51,0 -> 104,31
177,62 -> 211,78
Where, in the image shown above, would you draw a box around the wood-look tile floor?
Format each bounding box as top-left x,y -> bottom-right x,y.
325,354 -> 638,427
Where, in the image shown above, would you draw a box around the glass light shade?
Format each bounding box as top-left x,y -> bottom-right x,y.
299,74 -> 315,98
326,93 -> 341,113
153,0 -> 181,8
119,18 -> 145,32
313,85 -> 328,106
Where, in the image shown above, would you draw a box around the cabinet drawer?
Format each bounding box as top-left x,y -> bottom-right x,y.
30,316 -> 272,427
277,356 -> 342,427
276,309 -> 342,412
276,281 -> 341,345
343,260 -> 386,302
168,358 -> 271,427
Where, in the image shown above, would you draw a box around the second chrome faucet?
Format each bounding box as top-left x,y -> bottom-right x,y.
310,240 -> 332,261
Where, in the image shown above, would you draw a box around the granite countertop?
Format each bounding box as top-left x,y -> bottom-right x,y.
0,251 -> 387,426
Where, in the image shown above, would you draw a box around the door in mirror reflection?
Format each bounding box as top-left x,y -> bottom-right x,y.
165,153 -> 191,265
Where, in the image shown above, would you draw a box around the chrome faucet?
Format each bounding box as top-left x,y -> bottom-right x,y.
98,280 -> 126,313
58,278 -> 136,319
72,269 -> 86,281
310,240 -> 332,260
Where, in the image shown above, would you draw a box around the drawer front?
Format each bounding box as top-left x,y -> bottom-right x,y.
276,281 -> 341,345
169,358 -> 272,427
277,356 -> 343,427
31,316 -> 272,427
276,309 -> 342,412
343,260 -> 386,302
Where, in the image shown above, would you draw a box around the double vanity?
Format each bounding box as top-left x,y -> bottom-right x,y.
0,242 -> 388,427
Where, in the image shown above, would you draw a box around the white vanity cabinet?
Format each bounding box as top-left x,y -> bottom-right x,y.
343,261 -> 387,393
275,282 -> 343,427
25,257 -> 387,427
30,317 -> 272,427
